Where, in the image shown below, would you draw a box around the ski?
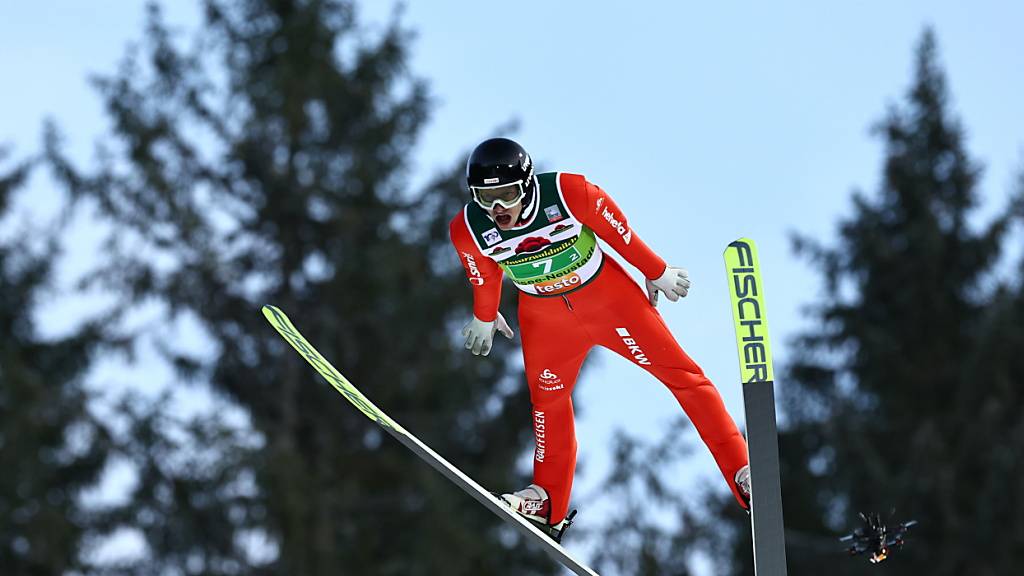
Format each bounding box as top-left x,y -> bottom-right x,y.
724,239 -> 789,576
261,305 -> 599,576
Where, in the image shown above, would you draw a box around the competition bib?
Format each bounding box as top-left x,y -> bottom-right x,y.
463,172 -> 604,296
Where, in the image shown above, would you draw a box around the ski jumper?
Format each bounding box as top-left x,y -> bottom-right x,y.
449,172 -> 749,523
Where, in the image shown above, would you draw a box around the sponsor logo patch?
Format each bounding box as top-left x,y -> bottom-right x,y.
515,236 -> 552,254
484,177 -> 500,184
533,410 -> 546,462
602,206 -> 632,245
538,368 -> 563,391
523,500 -> 545,512
482,228 -> 502,246
534,273 -> 582,294
549,223 -> 573,236
615,327 -> 652,365
544,204 -> 564,223
462,252 -> 484,286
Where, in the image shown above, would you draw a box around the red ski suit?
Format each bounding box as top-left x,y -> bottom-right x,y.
450,173 -> 749,523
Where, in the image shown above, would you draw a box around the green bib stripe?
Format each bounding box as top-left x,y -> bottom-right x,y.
463,172 -> 605,296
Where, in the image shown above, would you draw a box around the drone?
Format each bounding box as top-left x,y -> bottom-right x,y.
839,511 -> 918,564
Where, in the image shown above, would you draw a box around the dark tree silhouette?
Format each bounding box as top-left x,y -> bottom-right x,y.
0,152 -> 116,574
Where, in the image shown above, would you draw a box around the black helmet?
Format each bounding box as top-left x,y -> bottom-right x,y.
466,138 -> 536,211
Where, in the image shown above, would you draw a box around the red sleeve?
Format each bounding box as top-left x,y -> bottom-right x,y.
561,173 -> 667,280
449,211 -> 503,322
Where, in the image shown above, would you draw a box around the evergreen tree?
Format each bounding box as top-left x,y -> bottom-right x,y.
87,392 -> 263,576
0,152 -> 115,574
696,28 -> 1024,576
46,1 -> 545,574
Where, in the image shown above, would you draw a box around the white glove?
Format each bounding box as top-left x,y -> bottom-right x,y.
645,266 -> 690,306
461,312 -> 514,356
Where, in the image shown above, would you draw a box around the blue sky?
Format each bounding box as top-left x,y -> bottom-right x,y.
2,0 -> 1023,571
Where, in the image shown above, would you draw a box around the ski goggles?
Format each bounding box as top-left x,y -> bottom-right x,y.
471,181 -> 526,210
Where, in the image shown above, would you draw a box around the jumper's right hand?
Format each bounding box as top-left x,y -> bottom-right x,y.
462,313 -> 514,356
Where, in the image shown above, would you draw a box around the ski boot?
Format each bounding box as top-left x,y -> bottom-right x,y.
499,484 -> 577,543
735,464 -> 751,512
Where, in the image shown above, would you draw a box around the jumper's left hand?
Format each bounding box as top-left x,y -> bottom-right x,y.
646,266 -> 690,306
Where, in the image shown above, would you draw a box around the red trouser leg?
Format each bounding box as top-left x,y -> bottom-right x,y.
574,259 -> 751,508
518,257 -> 750,521
518,293 -> 592,525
